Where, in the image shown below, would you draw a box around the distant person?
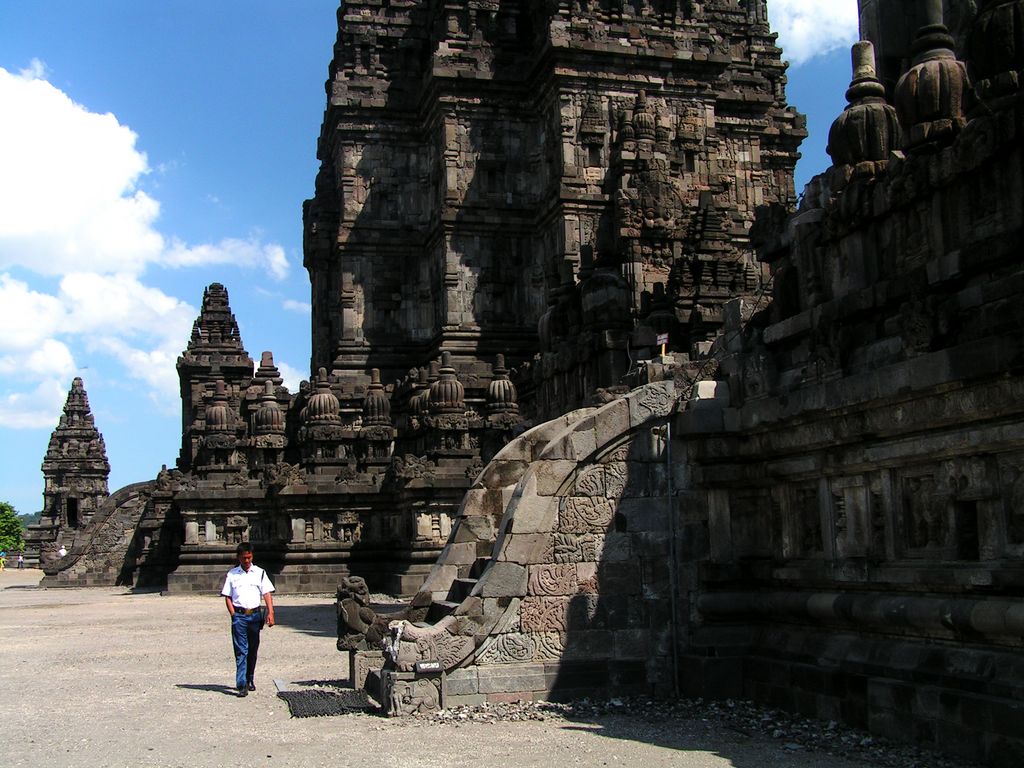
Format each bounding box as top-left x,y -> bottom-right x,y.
220,542 -> 275,697
17,553 -> 24,569
58,545 -> 67,558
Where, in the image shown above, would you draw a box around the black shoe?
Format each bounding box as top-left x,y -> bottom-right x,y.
237,686 -> 248,697
247,681 -> 256,692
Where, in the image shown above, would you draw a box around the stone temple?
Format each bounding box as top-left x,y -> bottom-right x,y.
26,0 -> 1024,764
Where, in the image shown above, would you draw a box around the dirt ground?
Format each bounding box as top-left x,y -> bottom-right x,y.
0,567 -> 886,768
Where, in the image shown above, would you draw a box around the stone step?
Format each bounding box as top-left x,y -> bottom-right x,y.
451,577 -> 477,601
426,600 -> 461,623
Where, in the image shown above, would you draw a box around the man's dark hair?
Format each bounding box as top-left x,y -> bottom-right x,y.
236,542 -> 254,556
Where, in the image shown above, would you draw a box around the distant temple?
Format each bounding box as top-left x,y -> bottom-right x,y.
28,1 -> 1024,764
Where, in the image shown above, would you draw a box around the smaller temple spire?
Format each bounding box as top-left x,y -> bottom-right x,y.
185,283 -> 248,355
253,351 -> 284,387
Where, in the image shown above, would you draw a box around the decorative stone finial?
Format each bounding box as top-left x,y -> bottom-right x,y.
487,354 -> 519,415
428,352 -> 465,414
254,380 -> 285,435
894,0 -> 970,150
205,381 -> 233,432
827,41 -> 901,179
304,367 -> 341,425
362,368 -> 392,427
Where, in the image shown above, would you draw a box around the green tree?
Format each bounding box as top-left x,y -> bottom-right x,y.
0,502 -> 25,552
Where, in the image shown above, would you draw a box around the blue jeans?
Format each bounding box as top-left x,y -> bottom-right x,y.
231,611 -> 262,689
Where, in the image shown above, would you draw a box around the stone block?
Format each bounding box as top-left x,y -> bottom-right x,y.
570,427 -> 597,461
483,458 -> 530,486
532,460 -> 578,496
613,629 -> 650,659
628,381 -> 675,427
445,667 -> 479,696
478,562 -> 527,597
594,399 -> 630,450
382,669 -> 445,716
497,533 -> 552,565
443,541 -> 477,565
486,597 -> 521,634
597,561 -> 642,595
600,532 -> 632,562
508,493 -> 557,534
561,629 -> 613,660
476,663 -> 548,694
558,495 -> 615,533
528,563 -> 578,596
419,564 -> 459,597
520,596 -> 571,632
619,497 -> 668,532
351,650 -> 385,691
453,514 -> 495,543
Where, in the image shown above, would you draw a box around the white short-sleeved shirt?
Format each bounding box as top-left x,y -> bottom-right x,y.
221,564 -> 275,609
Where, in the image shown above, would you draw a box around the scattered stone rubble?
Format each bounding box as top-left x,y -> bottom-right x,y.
405,696 -> 981,768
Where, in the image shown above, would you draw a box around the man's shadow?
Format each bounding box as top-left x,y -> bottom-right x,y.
175,683 -> 239,697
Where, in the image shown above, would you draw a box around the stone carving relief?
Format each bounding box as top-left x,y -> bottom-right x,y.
385,673 -> 442,717
476,632 -> 537,664
559,496 -> 616,533
528,564 -> 578,596
520,596 -> 571,632
532,632 -> 564,661
552,532 -> 602,563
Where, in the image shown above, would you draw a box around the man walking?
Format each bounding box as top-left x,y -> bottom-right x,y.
221,542 -> 275,697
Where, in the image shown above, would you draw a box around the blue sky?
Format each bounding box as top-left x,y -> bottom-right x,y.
0,1 -> 858,516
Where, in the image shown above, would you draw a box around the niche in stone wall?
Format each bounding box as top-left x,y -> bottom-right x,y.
774,483 -> 824,559
829,477 -> 870,559
896,469 -> 951,557
997,454 -> 1024,557
729,489 -> 772,558
894,458 -> 999,561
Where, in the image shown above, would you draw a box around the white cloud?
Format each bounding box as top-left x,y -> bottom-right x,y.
0,65 -> 293,429
283,299 -> 311,314
165,237 -> 289,281
277,361 -> 307,394
0,274 -> 67,351
0,379 -> 69,429
0,67 -> 163,276
59,272 -> 194,337
0,339 -> 77,379
19,58 -> 48,80
768,0 -> 860,66
0,65 -> 289,280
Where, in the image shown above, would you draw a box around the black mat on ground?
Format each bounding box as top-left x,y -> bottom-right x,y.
277,688 -> 374,718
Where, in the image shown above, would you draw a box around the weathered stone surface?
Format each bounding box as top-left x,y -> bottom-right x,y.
497,534 -> 553,566
476,664 -> 548,694
478,562 -> 528,598
508,488 -> 558,535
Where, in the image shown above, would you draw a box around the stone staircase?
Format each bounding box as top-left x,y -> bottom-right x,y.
378,379 -> 689,706
413,407 -> 597,622
42,481 -> 155,587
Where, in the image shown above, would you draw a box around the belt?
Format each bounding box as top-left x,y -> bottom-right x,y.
234,607 -> 261,615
